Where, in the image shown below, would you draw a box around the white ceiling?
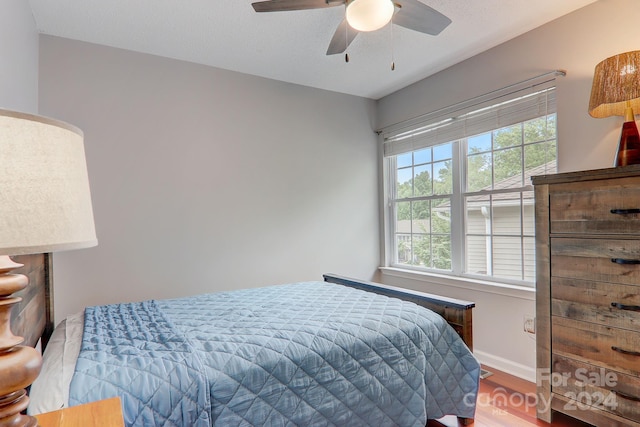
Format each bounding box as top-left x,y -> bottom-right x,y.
28,0 -> 597,100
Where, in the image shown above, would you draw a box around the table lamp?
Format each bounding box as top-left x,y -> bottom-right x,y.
589,50 -> 640,167
0,109 -> 96,426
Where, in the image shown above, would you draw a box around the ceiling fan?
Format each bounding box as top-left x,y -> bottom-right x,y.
251,0 -> 451,56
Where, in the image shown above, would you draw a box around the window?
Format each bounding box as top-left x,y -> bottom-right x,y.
382,76 -> 559,287
394,144 -> 453,270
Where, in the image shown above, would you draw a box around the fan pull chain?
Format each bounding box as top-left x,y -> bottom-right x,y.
390,12 -> 395,70
345,6 -> 350,63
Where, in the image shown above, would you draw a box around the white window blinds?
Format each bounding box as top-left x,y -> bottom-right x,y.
382,71 -> 562,157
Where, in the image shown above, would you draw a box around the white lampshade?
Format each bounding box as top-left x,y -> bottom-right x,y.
0,109 -> 97,256
346,0 -> 394,32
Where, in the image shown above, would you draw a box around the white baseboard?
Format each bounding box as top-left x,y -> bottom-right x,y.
474,349 -> 536,383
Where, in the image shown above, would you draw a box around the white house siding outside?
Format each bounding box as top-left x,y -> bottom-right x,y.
395,161 -> 553,282
466,203 -> 535,280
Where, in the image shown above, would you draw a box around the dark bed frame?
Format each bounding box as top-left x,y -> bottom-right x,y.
14,256 -> 475,423
11,253 -> 54,350
323,274 -> 475,351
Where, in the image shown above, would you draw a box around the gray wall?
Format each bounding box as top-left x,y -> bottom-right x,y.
0,0 -> 39,112
376,0 -> 640,380
39,36 -> 380,321
23,0 -> 640,381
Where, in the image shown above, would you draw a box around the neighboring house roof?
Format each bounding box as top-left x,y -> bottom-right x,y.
427,160 -> 556,212
465,160 -> 556,207
396,162 -> 554,234
496,160 -> 557,191
395,219 -> 430,234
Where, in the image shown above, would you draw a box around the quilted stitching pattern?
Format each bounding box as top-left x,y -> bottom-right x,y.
70,282 -> 480,426
69,301 -> 211,426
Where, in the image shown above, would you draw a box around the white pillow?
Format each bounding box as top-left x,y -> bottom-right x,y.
27,318 -> 67,414
28,311 -> 84,415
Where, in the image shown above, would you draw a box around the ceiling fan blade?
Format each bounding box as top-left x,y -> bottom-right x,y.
393,0 -> 451,35
326,18 -> 359,55
252,0 -> 343,12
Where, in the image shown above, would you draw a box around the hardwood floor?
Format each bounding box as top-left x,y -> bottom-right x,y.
427,365 -> 594,427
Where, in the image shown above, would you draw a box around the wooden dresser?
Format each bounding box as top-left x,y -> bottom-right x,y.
533,166 -> 640,427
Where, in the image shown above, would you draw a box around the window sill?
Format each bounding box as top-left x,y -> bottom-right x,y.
378,267 -> 535,301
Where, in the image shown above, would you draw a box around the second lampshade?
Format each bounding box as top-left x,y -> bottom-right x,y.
589,51 -> 640,167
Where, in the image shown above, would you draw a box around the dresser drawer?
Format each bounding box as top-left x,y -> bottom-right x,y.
549,177 -> 640,235
551,277 -> 640,331
552,316 -> 640,376
551,355 -> 640,423
551,238 -> 640,285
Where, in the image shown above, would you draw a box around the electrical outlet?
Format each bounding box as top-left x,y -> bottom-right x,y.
524,315 -> 536,334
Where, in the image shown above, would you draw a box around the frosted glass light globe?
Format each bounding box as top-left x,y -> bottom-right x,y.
346,0 -> 394,32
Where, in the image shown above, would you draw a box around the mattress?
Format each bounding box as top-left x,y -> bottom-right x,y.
29,281 -> 480,426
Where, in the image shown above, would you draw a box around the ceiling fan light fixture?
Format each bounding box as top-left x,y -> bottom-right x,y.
345,0 -> 394,32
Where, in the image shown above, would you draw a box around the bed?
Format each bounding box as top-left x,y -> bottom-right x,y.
16,255 -> 480,426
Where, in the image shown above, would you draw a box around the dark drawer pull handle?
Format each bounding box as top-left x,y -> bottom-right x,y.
611,302 -> 640,312
610,208 -> 640,214
612,389 -> 640,402
611,258 -> 640,265
611,346 -> 640,357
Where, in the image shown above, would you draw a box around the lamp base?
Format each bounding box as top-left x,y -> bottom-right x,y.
0,256 -> 42,427
0,390 -> 38,427
614,119 -> 640,167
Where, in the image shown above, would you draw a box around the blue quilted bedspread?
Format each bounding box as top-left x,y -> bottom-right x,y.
69,282 -> 480,426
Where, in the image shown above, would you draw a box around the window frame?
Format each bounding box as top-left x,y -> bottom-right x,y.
380,76 -> 560,289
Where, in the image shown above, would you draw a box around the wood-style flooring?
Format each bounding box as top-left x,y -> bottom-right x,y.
427,365 -> 593,427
